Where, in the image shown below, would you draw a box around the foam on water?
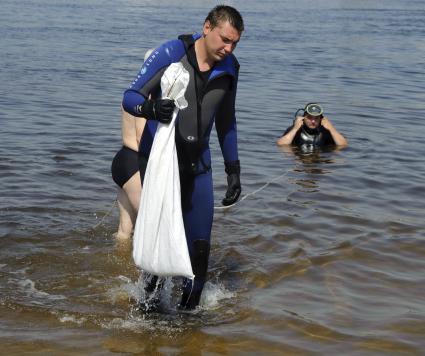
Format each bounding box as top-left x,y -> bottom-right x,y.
95,274 -> 238,332
58,314 -> 87,325
200,281 -> 236,310
106,274 -> 235,311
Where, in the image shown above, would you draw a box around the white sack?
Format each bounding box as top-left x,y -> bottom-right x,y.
132,62 -> 194,280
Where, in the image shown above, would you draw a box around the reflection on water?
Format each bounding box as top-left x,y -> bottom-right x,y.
278,145 -> 341,192
1,0 -> 425,354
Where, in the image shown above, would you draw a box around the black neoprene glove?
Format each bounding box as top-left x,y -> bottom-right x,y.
136,98 -> 175,124
222,160 -> 242,206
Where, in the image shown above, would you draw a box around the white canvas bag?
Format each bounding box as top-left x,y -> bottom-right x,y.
132,62 -> 194,280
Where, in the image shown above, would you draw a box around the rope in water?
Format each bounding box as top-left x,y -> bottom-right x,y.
93,169 -> 291,227
214,169 -> 291,210
92,199 -> 117,229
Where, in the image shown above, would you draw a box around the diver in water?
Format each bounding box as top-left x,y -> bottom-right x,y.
276,103 -> 348,148
122,5 -> 244,310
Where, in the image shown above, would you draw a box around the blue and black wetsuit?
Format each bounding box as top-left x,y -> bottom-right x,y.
122,33 -> 240,309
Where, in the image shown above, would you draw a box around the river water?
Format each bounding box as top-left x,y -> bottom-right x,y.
1,0 -> 425,354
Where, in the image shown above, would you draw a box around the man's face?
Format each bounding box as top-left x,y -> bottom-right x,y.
304,114 -> 322,129
203,20 -> 241,62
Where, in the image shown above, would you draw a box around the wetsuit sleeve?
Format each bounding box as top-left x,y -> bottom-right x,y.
122,43 -> 172,117
215,76 -> 239,163
322,128 -> 336,145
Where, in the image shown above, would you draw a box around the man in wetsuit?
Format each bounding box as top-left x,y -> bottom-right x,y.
276,103 -> 348,148
122,5 -> 244,310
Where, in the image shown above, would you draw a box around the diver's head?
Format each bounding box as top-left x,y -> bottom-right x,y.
202,6 -> 243,62
303,103 -> 323,130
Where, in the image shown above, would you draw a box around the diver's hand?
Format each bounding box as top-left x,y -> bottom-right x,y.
222,160 -> 241,206
222,174 -> 241,206
320,116 -> 348,146
320,116 -> 333,130
154,99 -> 176,124
294,116 -> 304,129
136,98 -> 175,124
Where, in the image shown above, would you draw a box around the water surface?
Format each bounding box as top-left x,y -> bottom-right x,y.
1,0 -> 424,354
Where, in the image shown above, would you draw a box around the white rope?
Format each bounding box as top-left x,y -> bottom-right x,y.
95,169 -> 291,227
214,169 -> 291,210
92,199 -> 117,229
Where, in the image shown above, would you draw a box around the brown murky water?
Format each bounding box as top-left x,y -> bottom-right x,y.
1,0 -> 424,354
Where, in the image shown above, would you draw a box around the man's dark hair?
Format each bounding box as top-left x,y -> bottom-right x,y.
205,5 -> 244,33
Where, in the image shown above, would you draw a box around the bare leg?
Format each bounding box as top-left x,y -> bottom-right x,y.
115,172 -> 142,240
123,171 -> 141,214
116,187 -> 135,240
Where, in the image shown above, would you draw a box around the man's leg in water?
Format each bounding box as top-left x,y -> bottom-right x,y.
179,171 -> 214,309
138,274 -> 164,312
139,171 -> 213,311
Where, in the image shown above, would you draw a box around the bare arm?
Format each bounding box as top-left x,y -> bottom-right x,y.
135,116 -> 146,148
121,106 -> 146,151
276,116 -> 304,146
321,117 -> 348,147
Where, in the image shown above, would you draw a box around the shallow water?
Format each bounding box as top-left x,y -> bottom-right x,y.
1,0 -> 425,354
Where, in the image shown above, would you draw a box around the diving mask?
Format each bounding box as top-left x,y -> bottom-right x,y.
304,103 -> 323,117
